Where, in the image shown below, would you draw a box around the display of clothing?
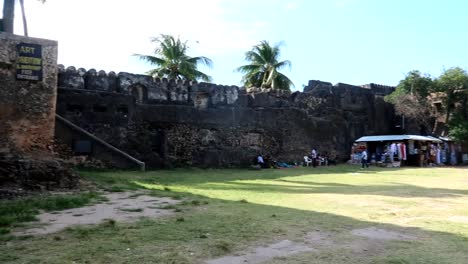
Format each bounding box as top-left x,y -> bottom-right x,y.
390,143 -> 397,162
399,143 -> 407,161
397,143 -> 402,160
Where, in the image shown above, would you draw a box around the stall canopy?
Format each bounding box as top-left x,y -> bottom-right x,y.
355,135 -> 442,143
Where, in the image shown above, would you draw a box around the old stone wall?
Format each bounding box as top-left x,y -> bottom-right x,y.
0,34 -> 79,192
0,33 -> 58,155
55,66 -> 396,168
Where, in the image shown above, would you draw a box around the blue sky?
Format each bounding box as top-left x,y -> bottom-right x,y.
6,0 -> 468,91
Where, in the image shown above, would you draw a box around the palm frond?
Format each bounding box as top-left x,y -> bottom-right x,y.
274,60 -> 292,71
187,56 -> 213,69
236,40 -> 293,90
138,34 -> 213,82
235,64 -> 262,74
134,54 -> 166,66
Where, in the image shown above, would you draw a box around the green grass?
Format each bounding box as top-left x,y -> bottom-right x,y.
1,165 -> 468,263
0,192 -> 101,235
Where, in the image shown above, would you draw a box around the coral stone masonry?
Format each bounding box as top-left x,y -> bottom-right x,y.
0,33 -> 77,193
0,33 -> 58,155
55,66 -> 397,169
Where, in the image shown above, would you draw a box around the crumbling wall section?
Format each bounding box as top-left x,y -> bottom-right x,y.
0,33 -> 58,155
0,33 -> 78,192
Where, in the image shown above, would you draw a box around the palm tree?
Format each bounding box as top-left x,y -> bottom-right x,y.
236,40 -> 294,90
2,0 -> 15,33
2,0 -> 46,35
135,34 -> 213,82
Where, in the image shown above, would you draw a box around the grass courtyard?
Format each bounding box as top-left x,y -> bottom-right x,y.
1,165 -> 468,263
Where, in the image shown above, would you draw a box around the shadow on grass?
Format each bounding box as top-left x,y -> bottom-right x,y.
193,180 -> 468,198
79,165 -> 398,185
80,165 -> 468,199
2,188 -> 467,264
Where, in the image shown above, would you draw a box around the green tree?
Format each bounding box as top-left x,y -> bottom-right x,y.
449,113 -> 468,143
385,70 -> 433,102
384,70 -> 434,129
236,40 -> 294,90
135,34 -> 213,82
435,67 -> 468,124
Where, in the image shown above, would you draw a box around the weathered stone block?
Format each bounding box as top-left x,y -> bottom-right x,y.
0,33 -> 58,154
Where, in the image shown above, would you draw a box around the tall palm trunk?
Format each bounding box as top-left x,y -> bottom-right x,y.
19,0 -> 28,36
2,0 -> 15,33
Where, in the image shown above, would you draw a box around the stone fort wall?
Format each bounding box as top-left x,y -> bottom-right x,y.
55,66 -> 396,168
0,34 -> 78,191
0,33 -> 58,155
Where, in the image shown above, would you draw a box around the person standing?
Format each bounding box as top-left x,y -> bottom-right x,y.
361,149 -> 369,168
390,142 -> 397,162
311,148 -> 317,168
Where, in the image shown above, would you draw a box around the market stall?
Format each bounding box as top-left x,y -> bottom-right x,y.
353,135 -> 443,167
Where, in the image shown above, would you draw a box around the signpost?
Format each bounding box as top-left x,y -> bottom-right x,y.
16,42 -> 42,81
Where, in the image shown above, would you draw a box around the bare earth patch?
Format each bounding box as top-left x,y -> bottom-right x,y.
351,227 -> 417,241
205,227 -> 417,263
206,240 -> 315,264
13,192 -> 180,236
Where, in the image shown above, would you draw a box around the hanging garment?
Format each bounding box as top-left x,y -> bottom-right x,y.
397,143 -> 402,160
400,143 -> 407,161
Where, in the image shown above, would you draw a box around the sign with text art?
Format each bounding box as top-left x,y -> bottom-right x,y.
16,43 -> 43,81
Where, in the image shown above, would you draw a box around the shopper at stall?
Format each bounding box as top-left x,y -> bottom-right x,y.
361,148 -> 369,168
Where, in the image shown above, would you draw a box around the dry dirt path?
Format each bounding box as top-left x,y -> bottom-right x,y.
13,191 -> 180,236
205,227 -> 417,264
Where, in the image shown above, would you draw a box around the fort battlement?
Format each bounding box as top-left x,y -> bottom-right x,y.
54,65 -> 398,168
57,65 -> 395,110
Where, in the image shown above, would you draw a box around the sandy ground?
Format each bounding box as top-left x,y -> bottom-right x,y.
351,227 -> 417,241
205,227 -> 418,264
206,240 -> 315,264
14,192 -> 180,236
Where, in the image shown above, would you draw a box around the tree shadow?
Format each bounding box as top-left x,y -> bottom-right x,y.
86,164 -> 415,186
16,167 -> 467,263
104,165 -> 468,199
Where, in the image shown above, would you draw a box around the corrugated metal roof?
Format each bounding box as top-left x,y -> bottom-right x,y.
355,135 -> 442,143
438,136 -> 453,141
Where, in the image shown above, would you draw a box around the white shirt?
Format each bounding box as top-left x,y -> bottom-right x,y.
390,143 -> 397,154
311,149 -> 317,158
362,150 -> 368,160
257,156 -> 264,163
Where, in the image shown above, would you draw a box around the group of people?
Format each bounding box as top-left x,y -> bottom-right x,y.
254,148 -> 338,169
255,154 -> 294,169
359,142 -> 409,168
304,148 -> 336,167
